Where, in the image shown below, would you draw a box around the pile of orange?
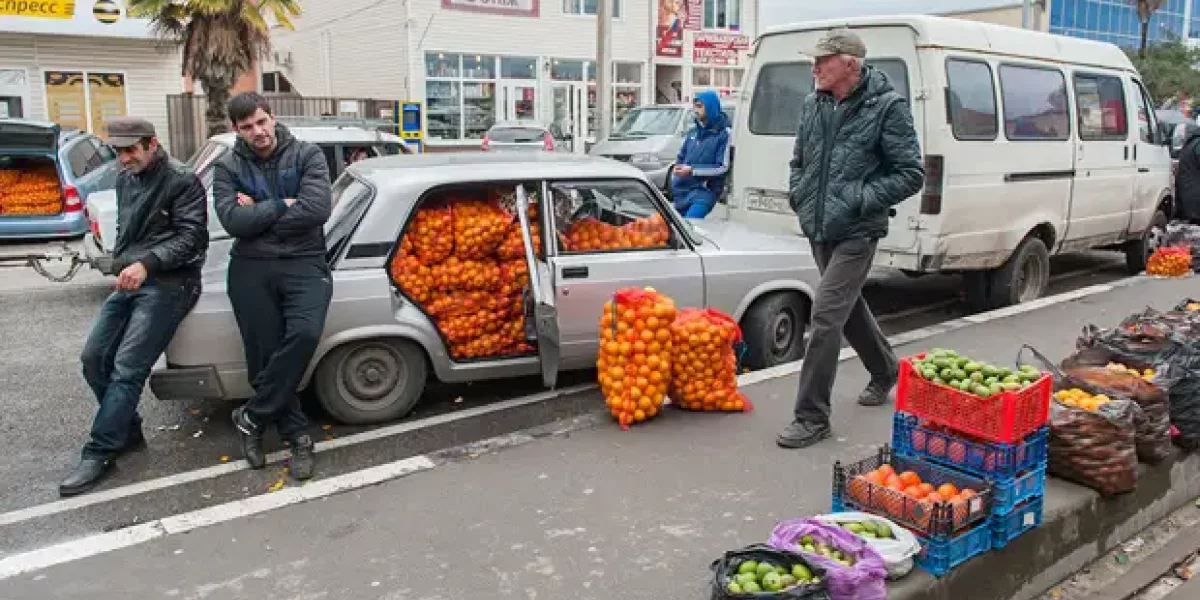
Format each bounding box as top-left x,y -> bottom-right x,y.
496,204 -> 543,260
389,192 -> 544,361
597,287 -> 677,429
670,308 -> 749,412
562,215 -> 671,253
0,167 -> 63,216
846,464 -> 979,531
1146,246 -> 1192,277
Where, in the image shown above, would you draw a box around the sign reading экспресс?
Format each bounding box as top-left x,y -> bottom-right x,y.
441,0 -> 539,18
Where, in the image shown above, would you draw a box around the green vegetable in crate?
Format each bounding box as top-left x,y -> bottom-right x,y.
912,349 -> 1044,398
725,558 -> 819,595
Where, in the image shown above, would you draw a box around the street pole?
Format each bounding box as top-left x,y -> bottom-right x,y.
596,0 -> 614,143
1021,0 -> 1032,29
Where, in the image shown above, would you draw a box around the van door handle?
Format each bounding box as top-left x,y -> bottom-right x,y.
1124,146 -> 1129,160
1138,167 -> 1150,173
562,266 -> 589,279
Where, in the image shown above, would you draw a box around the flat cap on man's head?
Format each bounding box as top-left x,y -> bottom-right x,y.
106,117 -> 157,148
803,28 -> 867,59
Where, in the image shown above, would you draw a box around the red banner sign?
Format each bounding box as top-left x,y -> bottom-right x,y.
656,0 -> 702,58
692,32 -> 750,65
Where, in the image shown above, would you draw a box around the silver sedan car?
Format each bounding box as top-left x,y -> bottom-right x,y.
149,154 -> 820,425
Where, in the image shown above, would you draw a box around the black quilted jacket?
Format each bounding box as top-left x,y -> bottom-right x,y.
788,66 -> 924,242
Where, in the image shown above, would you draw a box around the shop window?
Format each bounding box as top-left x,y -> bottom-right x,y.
999,64 -> 1070,141
614,63 -> 643,123
551,59 -> 584,81
261,71 -> 294,94
463,82 -> 496,140
615,63 -> 641,85
463,54 -> 497,79
946,59 -> 998,140
501,57 -> 538,79
387,182 -> 545,361
693,68 -> 713,87
1074,73 -> 1127,141
563,0 -> 621,18
550,180 -> 675,255
426,52 -> 461,78
704,0 -> 741,30
427,80 -> 463,141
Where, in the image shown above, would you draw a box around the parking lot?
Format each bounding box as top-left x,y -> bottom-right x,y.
0,236 -> 1136,561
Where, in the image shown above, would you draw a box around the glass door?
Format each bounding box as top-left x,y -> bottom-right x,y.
501,83 -> 538,122
551,83 -> 586,153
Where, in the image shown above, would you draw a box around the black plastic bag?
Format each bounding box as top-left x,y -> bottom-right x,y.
1162,223 -> 1200,271
710,544 -> 830,600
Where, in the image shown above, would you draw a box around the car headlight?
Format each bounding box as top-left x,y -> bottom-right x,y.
630,153 -> 663,167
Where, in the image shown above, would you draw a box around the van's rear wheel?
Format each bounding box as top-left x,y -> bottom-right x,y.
741,292 -> 809,370
315,338 -> 428,425
1124,210 -> 1168,274
967,237 -> 1051,310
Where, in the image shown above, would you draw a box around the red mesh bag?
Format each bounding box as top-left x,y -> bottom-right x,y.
670,308 -> 752,413
596,287 -> 678,429
431,257 -> 501,292
407,204 -> 454,265
452,198 -> 510,260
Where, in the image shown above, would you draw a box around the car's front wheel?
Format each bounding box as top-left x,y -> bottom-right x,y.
314,338 -> 428,425
740,292 -> 810,370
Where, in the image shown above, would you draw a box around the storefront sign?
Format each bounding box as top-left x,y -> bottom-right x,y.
693,32 -> 750,66
656,0 -> 702,58
0,0 -> 153,37
441,0 -> 538,17
0,0 -> 75,19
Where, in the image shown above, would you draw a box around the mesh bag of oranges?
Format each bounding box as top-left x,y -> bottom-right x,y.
597,287 -> 677,429
1048,387 -> 1140,496
406,203 -> 454,265
452,197 -> 511,260
1145,246 -> 1192,277
669,308 -> 752,413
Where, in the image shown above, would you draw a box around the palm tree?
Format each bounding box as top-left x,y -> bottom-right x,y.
1133,0 -> 1166,59
128,0 -> 302,137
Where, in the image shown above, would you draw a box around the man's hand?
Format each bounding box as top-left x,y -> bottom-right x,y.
236,192 -> 256,207
283,198 -> 297,207
674,165 -> 693,177
116,262 -> 148,291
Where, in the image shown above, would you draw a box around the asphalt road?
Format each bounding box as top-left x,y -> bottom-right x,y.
0,236 -> 1135,560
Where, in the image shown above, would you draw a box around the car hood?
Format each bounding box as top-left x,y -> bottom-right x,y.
590,135 -> 675,156
687,218 -> 809,254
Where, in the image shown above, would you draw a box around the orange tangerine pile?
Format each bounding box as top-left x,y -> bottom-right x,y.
0,166 -> 62,216
1146,246 -> 1192,277
669,308 -> 750,412
597,287 -> 677,429
845,464 -> 979,530
562,214 -> 671,252
453,199 -> 511,259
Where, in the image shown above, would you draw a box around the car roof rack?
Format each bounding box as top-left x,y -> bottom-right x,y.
273,115 -> 395,130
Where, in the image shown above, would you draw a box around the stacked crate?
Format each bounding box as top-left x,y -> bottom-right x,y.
831,353 -> 1051,577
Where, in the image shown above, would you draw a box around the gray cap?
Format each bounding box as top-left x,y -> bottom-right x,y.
803,28 -> 867,59
106,116 -> 156,148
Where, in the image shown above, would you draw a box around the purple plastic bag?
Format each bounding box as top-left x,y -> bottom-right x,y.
768,519 -> 889,600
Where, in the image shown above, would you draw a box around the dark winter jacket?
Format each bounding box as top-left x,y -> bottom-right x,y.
671,90 -> 732,199
111,147 -> 208,279
1176,128 -> 1200,222
788,65 -> 924,242
212,124 -> 332,259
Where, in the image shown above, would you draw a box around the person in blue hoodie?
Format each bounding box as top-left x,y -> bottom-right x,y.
670,91 -> 731,218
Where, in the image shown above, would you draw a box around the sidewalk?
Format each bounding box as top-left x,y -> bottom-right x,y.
3,276 -> 1200,600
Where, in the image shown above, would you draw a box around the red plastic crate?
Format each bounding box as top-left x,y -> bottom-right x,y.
895,354 -> 1051,444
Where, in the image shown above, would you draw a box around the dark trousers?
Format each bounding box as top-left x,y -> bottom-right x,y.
227,256 -> 332,440
793,238 -> 898,424
81,279 -> 200,459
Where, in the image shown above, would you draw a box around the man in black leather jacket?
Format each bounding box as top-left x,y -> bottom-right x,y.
60,117 -> 208,496
1175,127 -> 1200,224
213,93 -> 332,480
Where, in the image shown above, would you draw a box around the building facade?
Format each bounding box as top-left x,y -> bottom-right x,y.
265,0 -> 758,150
1050,0 -> 1196,48
0,0 -> 182,148
946,2 -> 1050,31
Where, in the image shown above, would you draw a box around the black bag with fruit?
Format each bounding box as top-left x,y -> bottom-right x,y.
1060,345 -> 1174,464
710,544 -> 830,600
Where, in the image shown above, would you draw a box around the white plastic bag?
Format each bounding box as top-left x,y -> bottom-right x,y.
813,511 -> 921,580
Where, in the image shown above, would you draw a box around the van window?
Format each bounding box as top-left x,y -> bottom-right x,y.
748,59 -> 910,136
1073,74 -> 1127,141
999,64 -> 1070,141
946,59 -> 998,140
1132,79 -> 1156,144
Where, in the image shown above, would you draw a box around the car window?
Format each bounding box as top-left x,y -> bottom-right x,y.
1133,79 -> 1157,144
748,59 -> 909,136
319,145 -> 338,177
94,138 -> 117,161
549,180 -> 675,254
193,144 -> 229,189
999,64 -> 1070,141
1074,73 -> 1127,141
324,175 -> 374,264
489,127 -> 546,143
947,59 -> 998,140
612,107 -> 687,137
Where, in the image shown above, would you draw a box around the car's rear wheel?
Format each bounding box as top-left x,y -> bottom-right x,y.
1124,210 -> 1168,274
740,292 -> 809,370
314,338 -> 428,425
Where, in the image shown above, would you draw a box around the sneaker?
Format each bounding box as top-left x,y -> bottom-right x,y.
231,407 -> 266,469
857,378 -> 897,407
288,435 -> 315,480
777,420 -> 832,449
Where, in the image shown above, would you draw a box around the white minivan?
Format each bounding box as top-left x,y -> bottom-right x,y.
728,15 -> 1174,308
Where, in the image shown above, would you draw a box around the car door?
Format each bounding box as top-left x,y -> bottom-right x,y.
535,177 -> 705,371
1064,71 -> 1135,245
1129,76 -> 1171,234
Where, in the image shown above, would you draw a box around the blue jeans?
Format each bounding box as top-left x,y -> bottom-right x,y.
672,187 -> 717,218
80,279 -> 200,459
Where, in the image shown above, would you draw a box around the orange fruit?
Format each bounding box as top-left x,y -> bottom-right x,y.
904,485 -> 926,499
917,482 -> 935,496
899,471 -> 921,487
937,483 -> 959,499
877,465 -> 896,479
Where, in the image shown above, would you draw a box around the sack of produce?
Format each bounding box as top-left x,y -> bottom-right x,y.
670,308 -> 752,413
1146,246 -> 1193,277
811,512 -> 921,581
597,287 -> 677,429
709,543 -> 829,599
1060,346 -> 1175,464
452,197 -> 511,260
406,203 -> 454,265
495,202 -> 544,260
768,519 -> 889,600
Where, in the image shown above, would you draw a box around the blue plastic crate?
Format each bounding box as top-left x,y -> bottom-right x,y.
992,466 -> 1047,514
991,496 -> 1044,550
893,412 -> 1049,480
914,520 -> 993,577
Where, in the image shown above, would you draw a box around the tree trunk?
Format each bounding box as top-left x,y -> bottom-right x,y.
1140,20 -> 1150,59
204,82 -> 232,139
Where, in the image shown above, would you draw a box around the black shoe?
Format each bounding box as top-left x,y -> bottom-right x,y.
288,434 -> 315,481
59,458 -> 114,497
232,407 -> 266,469
777,420 -> 832,449
122,426 -> 147,453
857,378 -> 897,407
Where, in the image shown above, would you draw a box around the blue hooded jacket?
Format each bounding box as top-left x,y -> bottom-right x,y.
671,90 -> 732,199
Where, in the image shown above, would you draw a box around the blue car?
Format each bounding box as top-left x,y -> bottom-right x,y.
0,119 -> 120,240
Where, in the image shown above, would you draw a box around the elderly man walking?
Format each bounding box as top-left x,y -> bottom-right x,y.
777,29 -> 925,449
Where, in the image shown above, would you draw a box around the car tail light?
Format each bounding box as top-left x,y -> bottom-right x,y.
481,135 -> 490,151
543,132 -> 555,152
920,155 -> 943,215
64,185 -> 83,213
